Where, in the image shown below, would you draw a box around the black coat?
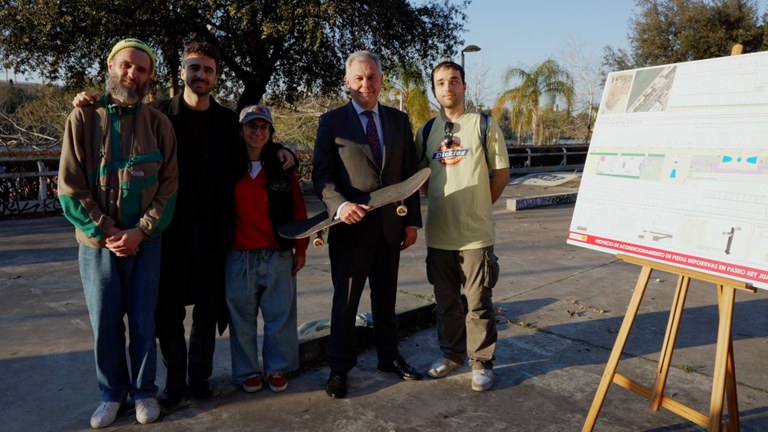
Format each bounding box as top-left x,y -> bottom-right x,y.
150,94 -> 241,335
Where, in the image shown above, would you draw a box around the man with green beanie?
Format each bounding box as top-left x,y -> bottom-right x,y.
59,38 -> 177,428
70,40 -> 297,410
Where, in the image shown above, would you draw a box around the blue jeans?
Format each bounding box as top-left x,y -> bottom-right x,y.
225,248 -> 298,383
79,239 -> 161,402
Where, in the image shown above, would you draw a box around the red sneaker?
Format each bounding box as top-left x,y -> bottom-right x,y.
242,375 -> 263,393
266,373 -> 288,392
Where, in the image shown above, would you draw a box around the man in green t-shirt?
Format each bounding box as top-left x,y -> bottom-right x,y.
414,61 -> 509,391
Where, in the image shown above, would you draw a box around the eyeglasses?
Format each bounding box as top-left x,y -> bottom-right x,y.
443,121 -> 455,145
244,123 -> 270,132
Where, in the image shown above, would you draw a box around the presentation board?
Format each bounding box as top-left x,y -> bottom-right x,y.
567,51 -> 768,289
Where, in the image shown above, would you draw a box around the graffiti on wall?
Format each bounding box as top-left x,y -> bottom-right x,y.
0,199 -> 61,216
509,193 -> 578,211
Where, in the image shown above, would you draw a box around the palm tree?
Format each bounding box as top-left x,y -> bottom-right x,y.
384,63 -> 432,128
493,59 -> 574,145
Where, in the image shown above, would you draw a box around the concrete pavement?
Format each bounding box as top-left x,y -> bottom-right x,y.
1,174 -> 766,431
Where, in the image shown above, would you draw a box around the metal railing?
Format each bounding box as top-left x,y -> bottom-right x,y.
1,144 -> 589,217
0,156 -> 60,216
506,143 -> 588,174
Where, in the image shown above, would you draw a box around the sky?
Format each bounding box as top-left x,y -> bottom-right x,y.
7,0 -> 767,104
457,0 -> 768,108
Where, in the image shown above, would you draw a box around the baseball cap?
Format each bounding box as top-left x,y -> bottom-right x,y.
239,105 -> 273,125
107,38 -> 156,76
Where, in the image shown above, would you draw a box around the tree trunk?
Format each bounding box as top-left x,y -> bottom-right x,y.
160,40 -> 181,98
167,71 -> 179,98
237,79 -> 268,112
532,108 -> 542,145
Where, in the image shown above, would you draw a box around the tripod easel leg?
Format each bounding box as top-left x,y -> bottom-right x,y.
650,275 -> 690,411
714,284 -> 740,432
709,284 -> 736,431
725,338 -> 739,431
583,255 -> 752,431
582,265 -> 652,431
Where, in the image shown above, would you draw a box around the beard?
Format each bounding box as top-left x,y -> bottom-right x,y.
106,72 -> 148,105
439,94 -> 462,110
185,77 -> 214,97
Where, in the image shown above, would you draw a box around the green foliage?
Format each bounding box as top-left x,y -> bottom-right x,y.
494,59 -> 574,145
601,46 -> 635,77
493,109 -> 517,143
0,83 -> 27,113
383,63 -> 432,130
603,0 -> 765,72
0,0 -> 470,108
269,98 -> 343,150
763,11 -> 768,50
0,85 -> 78,149
538,108 -> 594,144
12,86 -> 75,144
405,89 -> 433,130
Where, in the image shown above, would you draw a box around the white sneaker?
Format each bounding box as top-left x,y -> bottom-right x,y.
471,368 -> 494,391
427,357 -> 462,378
90,401 -> 121,429
135,397 -> 161,424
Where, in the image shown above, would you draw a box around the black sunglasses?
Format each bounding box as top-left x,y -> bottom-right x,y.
444,121 -> 454,145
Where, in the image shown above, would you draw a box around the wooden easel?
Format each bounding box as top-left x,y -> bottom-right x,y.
582,254 -> 756,431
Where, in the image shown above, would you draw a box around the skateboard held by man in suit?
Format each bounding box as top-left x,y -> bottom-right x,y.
280,167 -> 430,248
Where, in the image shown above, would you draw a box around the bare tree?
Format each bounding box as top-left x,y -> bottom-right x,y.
464,56 -> 491,112
560,35 -> 603,142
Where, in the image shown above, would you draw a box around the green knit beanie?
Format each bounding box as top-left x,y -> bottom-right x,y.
107,38 -> 156,76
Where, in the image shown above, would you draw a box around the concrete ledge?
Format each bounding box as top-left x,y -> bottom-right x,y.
296,300 -> 437,371
507,192 -> 577,211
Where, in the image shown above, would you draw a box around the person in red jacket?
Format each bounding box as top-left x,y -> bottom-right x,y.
225,104 -> 309,393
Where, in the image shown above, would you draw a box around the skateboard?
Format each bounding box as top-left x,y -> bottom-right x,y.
279,167 -> 430,248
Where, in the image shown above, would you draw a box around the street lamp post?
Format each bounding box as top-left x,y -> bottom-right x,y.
460,44 -> 481,69
460,44 -> 481,109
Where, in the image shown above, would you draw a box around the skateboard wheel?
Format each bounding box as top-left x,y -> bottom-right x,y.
313,238 -> 325,248
396,205 -> 408,216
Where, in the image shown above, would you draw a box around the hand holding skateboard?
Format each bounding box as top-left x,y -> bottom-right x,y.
279,167 -> 430,248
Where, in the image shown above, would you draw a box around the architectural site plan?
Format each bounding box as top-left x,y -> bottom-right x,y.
568,51 -> 768,289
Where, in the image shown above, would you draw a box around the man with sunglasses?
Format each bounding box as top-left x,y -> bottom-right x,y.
415,60 -> 509,391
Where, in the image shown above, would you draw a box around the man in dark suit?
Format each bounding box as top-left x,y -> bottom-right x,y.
313,50 -> 424,398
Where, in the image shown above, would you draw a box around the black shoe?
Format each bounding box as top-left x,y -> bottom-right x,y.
158,387 -> 184,408
189,379 -> 213,400
378,357 -> 423,381
325,373 -> 347,398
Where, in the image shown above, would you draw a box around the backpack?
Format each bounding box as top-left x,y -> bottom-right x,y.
418,113 -> 490,168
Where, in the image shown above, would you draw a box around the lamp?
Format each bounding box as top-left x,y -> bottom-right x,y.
460,44 -> 481,69
460,45 -> 481,109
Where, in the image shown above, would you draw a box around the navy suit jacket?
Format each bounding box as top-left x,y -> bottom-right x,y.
312,101 -> 421,247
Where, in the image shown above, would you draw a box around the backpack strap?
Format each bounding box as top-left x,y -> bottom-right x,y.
418,117 -> 436,164
480,113 -> 490,167
480,113 -> 496,177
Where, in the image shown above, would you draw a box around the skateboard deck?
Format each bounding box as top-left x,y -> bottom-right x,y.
279,167 -> 430,247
